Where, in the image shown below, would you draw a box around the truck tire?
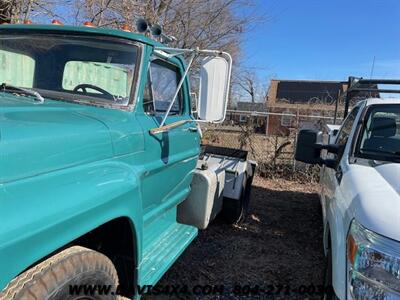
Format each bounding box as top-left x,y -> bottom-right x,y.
222,174 -> 252,224
0,246 -> 119,300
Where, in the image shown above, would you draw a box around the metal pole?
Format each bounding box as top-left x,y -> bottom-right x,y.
343,76 -> 354,119
350,88 -> 400,93
333,96 -> 339,125
354,79 -> 400,85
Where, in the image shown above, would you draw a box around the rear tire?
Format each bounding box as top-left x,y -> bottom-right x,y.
0,246 -> 119,300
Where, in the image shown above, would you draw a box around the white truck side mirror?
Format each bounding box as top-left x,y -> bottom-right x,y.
197,53 -> 232,123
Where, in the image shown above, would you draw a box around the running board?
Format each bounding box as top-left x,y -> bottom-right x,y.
138,223 -> 197,286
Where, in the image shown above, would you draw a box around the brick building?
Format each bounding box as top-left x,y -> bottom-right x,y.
265,79 -> 378,136
227,101 -> 268,133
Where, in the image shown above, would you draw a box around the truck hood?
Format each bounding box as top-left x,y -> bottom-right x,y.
374,163 -> 400,195
0,95 -> 113,183
344,161 -> 400,241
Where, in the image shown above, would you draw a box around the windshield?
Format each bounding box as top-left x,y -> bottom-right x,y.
0,32 -> 139,105
356,104 -> 400,162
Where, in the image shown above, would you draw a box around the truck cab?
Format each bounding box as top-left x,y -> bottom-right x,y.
296,97 -> 400,299
0,23 -> 254,299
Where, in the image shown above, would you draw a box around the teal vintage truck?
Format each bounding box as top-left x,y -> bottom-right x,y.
0,21 -> 255,299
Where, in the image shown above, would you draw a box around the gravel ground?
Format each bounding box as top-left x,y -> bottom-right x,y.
146,177 -> 325,300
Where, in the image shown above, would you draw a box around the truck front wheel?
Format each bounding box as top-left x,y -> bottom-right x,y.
323,244 -> 339,300
0,246 -> 119,300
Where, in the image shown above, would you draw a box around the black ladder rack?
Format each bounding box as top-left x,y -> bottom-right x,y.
336,77 -> 400,122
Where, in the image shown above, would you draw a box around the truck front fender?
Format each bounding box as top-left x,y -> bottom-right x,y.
0,160 -> 143,291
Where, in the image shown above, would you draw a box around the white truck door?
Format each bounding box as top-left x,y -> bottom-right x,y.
322,106 -> 361,226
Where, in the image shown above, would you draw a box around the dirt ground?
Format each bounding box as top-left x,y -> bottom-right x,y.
146,176 -> 325,300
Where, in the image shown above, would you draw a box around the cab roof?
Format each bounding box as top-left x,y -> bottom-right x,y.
364,98 -> 400,106
0,23 -> 164,47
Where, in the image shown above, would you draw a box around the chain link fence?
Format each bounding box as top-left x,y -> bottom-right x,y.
201,109 -> 342,182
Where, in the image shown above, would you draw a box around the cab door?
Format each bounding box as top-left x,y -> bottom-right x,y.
322,106 -> 360,217
136,54 -> 200,223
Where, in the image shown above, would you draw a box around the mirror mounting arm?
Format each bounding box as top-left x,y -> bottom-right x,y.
315,143 -> 342,154
323,143 -> 342,154
315,143 -> 341,169
318,158 -> 338,169
159,52 -> 197,127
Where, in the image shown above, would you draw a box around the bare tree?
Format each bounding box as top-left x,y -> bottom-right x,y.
74,0 -> 262,59
236,70 -> 256,103
2,0 -> 264,59
0,0 -> 13,23
0,0 -> 63,23
233,69 -> 268,104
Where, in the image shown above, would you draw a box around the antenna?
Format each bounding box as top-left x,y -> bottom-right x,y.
369,56 -> 376,79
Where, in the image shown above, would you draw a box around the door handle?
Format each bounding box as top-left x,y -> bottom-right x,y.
188,127 -> 198,132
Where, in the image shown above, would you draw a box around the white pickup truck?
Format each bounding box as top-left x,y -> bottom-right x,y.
295,98 -> 400,300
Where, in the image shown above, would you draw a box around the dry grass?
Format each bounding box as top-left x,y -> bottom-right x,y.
202,130 -> 295,165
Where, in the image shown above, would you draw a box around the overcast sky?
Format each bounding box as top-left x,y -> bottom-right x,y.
243,0 -> 400,82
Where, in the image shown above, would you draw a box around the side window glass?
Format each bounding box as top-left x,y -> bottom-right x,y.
335,107 -> 360,146
143,73 -> 154,113
143,59 -> 182,115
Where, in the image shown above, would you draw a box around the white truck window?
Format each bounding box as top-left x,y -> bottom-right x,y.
336,107 -> 360,146
356,105 -> 400,162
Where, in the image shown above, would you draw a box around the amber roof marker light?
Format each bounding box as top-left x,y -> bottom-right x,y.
121,24 -> 132,32
83,21 -> 95,27
51,20 -> 63,25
